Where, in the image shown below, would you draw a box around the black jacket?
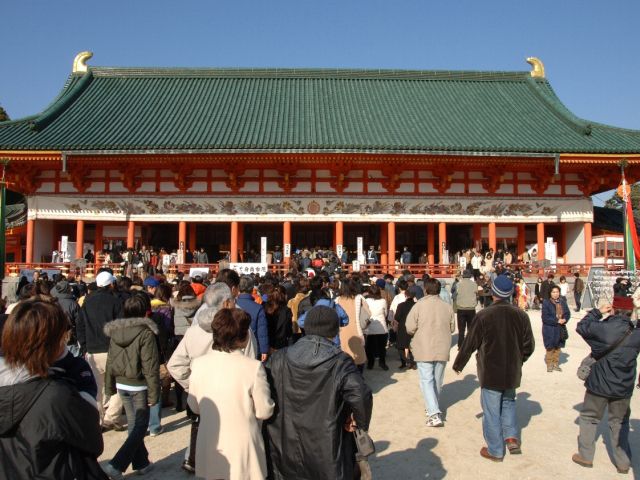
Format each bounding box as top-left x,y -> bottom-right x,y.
54,292 -> 82,345
265,335 -> 373,480
0,377 -> 106,479
453,300 -> 535,390
266,305 -> 293,350
576,310 -> 640,399
77,288 -> 124,354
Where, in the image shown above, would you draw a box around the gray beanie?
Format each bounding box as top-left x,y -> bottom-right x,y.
304,306 -> 339,338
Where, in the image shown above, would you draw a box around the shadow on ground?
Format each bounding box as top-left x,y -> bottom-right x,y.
371,438 -> 446,480
439,374 -> 478,418
363,362 -> 399,394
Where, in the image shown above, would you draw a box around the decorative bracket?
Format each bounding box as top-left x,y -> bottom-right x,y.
118,163 -> 142,193
482,171 -> 503,194
329,159 -> 353,193
530,171 -> 554,195
66,162 -> 93,193
224,162 -> 246,193
170,161 -> 194,192
276,159 -> 300,193
381,165 -> 401,193
431,167 -> 452,194
6,163 -> 42,194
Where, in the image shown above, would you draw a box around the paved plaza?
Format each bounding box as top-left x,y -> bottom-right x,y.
100,308 -> 640,479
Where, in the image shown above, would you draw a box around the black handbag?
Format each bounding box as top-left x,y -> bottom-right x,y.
353,428 -> 375,457
559,324 -> 569,342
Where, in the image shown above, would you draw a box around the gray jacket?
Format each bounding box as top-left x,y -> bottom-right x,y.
170,296 -> 201,336
456,278 -> 478,310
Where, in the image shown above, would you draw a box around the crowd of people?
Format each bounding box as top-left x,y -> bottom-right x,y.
1,258 -> 639,478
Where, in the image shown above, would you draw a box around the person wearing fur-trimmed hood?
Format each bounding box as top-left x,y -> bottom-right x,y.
102,292 -> 160,479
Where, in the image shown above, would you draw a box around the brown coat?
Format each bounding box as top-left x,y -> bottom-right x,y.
405,295 -> 455,362
336,295 -> 367,365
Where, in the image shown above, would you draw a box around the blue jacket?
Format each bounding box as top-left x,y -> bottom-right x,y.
298,299 -> 349,347
236,293 -> 269,355
541,297 -> 570,349
577,309 -> 640,399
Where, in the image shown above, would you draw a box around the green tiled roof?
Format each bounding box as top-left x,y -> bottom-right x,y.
1,67 -> 639,153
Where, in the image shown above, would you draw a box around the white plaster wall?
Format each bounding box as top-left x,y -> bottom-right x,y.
565,222 -> 586,263
34,219 -> 54,263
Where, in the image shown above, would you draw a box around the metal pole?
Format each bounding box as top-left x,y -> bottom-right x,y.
0,160 -> 7,281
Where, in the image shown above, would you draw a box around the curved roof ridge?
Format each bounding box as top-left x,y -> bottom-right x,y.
29,72 -> 94,132
525,77 -> 593,136
90,66 -> 532,82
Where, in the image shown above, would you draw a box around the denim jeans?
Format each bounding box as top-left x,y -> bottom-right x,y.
480,388 -> 518,458
110,389 -> 151,472
149,398 -> 162,433
417,361 -> 446,416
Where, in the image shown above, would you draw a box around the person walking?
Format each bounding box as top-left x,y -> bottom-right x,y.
188,308 -> 275,480
364,284 -> 389,370
236,275 -> 270,361
394,288 -> 417,369
77,270 -> 125,430
455,271 -> 477,350
335,278 -> 369,371
572,296 -> 640,474
265,306 -> 373,480
103,293 -> 160,479
406,278 -> 455,427
541,285 -> 570,372
573,272 -> 585,312
453,275 -> 535,462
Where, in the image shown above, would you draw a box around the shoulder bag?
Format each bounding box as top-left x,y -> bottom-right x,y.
577,328 -> 632,381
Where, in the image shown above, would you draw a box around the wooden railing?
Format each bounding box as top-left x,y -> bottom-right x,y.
3,261 -> 617,281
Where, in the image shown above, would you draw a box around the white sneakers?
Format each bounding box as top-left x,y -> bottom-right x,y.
427,413 -> 444,427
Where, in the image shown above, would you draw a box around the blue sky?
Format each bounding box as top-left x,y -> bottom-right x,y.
1,0 -> 638,204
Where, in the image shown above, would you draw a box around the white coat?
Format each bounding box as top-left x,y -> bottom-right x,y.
188,350 -> 275,480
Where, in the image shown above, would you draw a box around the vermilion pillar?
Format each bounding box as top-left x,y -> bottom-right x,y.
188,223 -> 197,252
380,224 -> 388,266
237,223 -> 244,261
537,222 -> 545,262
283,221 -> 291,265
230,221 -> 239,263
560,223 -> 567,262
584,222 -> 593,264
126,221 -> 135,249
335,221 -> 343,254
76,220 -> 85,259
387,221 -> 396,272
26,219 -> 35,263
472,224 -> 481,249
427,224 -> 435,264
95,223 -> 104,254
178,221 -> 187,250
517,224 -> 526,259
438,222 -> 447,263
488,222 -> 497,253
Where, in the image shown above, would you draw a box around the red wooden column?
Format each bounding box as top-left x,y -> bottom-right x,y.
188,223 -> 197,252
584,222 -> 593,265
76,220 -> 85,259
230,221 -> 239,263
438,222 -> 447,263
335,221 -> 344,254
472,224 -> 482,249
560,223 -> 567,262
26,219 -> 35,263
517,224 -> 526,260
95,223 -> 104,254
380,224 -> 388,266
488,222 -> 497,252
126,221 -> 135,249
178,221 -> 187,250
427,224 -> 435,264
283,221 -> 291,266
537,222 -> 545,262
237,223 -> 244,261
387,221 -> 396,273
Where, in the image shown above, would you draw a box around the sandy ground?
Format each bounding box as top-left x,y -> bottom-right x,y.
100,308 -> 640,479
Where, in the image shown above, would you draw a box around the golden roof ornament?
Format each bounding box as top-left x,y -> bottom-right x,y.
526,57 -> 545,78
72,51 -> 93,74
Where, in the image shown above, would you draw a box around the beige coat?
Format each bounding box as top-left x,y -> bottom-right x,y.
336,295 -> 368,365
189,350 -> 275,480
406,294 -> 455,362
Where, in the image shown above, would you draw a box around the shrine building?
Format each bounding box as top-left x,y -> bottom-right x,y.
1,52 -> 640,269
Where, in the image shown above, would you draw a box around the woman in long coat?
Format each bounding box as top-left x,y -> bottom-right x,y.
394,289 -> 417,369
541,285 -> 570,372
188,308 -> 274,480
335,278 -> 369,371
